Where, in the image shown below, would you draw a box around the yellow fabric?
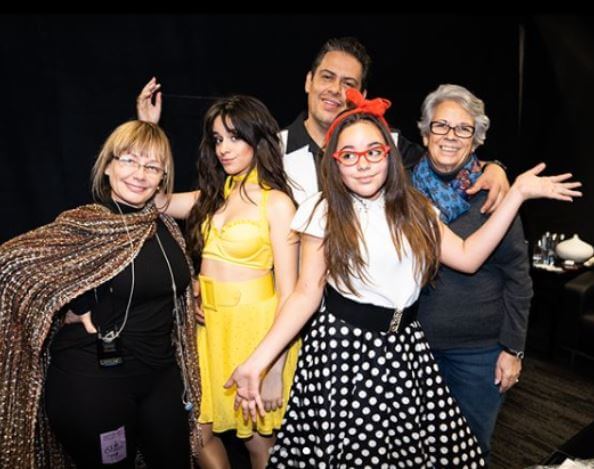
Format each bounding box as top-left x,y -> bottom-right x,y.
222,168 -> 262,199
197,273 -> 301,438
201,169 -> 274,270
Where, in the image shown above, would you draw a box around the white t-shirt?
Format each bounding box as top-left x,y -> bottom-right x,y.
290,192 -> 424,310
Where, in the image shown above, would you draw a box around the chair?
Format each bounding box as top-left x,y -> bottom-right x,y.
557,270 -> 594,364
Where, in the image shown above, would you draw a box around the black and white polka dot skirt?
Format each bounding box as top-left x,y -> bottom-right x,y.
267,308 -> 486,468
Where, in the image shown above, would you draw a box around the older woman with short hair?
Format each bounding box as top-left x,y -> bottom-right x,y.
413,84 -> 533,460
0,120 -> 201,468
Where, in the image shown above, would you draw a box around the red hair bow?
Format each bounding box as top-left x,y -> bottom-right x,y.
324,88 -> 392,145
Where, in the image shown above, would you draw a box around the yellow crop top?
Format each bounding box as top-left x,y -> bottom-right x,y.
201,171 -> 274,270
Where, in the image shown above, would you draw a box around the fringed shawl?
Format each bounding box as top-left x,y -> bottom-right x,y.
0,202 -> 201,468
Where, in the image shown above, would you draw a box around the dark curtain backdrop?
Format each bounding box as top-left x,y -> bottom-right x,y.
1,15 -> 592,249
519,15 -> 594,247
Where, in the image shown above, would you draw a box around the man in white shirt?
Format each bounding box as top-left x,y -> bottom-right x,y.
136,36 -> 509,207
278,36 -> 509,206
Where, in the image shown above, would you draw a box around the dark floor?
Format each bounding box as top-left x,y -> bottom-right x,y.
490,352 -> 594,468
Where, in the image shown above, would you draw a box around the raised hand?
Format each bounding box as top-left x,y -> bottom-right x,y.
136,77 -> 162,124
513,163 -> 582,202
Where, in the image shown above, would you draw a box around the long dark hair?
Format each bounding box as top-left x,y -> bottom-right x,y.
186,95 -> 293,266
319,113 -> 441,293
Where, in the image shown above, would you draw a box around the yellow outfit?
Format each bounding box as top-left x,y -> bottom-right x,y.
197,170 -> 300,438
201,171 -> 275,270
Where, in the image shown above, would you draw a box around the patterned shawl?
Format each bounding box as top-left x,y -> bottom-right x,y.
412,153 -> 482,223
0,202 -> 201,468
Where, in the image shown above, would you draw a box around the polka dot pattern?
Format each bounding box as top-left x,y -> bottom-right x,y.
268,309 -> 485,468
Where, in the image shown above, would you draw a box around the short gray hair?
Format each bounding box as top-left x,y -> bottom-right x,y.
417,84 -> 490,149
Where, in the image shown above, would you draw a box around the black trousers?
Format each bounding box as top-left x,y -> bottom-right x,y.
45,363 -> 191,468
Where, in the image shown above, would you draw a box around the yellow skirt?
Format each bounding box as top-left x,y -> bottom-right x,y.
197,273 -> 301,438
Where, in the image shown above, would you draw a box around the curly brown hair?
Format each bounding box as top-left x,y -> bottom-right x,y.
186,95 -> 293,267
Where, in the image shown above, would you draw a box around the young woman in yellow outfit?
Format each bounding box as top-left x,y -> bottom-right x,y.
146,93 -> 301,469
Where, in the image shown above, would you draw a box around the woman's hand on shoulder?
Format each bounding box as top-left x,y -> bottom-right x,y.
467,162 -> 510,213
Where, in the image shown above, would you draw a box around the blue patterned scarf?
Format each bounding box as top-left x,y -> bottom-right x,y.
412,154 -> 482,223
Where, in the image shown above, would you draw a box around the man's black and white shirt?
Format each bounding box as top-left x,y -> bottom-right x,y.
280,112 -> 424,205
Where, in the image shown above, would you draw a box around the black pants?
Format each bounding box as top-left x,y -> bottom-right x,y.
45,363 -> 191,468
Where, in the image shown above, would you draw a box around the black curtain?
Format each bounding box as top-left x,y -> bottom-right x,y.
519,15 -> 594,246
3,15 -> 588,249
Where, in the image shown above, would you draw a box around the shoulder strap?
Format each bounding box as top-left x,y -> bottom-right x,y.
259,189 -> 270,222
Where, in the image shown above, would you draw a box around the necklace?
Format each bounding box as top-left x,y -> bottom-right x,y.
99,201 -> 136,343
351,192 -> 386,233
105,202 -> 193,410
154,230 -> 193,412
352,191 -> 385,214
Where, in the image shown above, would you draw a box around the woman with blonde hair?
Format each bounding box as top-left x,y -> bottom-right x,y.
0,120 -> 201,468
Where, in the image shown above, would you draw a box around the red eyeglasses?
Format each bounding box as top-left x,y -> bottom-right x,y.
332,144 -> 390,166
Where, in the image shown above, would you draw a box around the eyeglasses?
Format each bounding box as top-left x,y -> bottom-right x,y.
332,144 -> 390,166
429,121 -> 475,139
112,155 -> 166,178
